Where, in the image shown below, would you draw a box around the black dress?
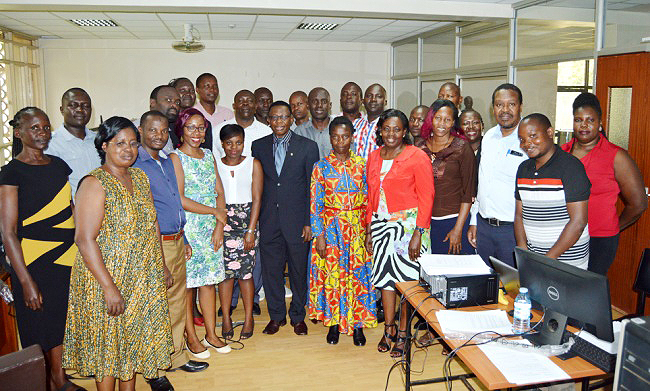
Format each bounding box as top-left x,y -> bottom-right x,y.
0,155 -> 75,351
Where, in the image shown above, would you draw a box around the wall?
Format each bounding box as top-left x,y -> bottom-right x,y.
39,39 -> 390,129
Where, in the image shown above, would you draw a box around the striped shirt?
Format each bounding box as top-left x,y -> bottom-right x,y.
515,146 -> 591,269
352,116 -> 379,160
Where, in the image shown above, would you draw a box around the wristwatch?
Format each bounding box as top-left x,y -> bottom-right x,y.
415,227 -> 426,235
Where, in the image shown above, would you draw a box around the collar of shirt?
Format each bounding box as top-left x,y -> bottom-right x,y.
273,130 -> 292,146
56,124 -> 94,142
137,145 -> 168,162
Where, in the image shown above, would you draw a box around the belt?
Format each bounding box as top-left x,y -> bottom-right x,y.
479,215 -> 513,227
161,230 -> 184,241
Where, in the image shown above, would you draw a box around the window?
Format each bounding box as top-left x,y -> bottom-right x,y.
554,59 -> 593,143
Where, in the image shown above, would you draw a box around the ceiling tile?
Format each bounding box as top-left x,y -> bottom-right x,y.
256,15 -> 304,23
158,13 -> 208,22
301,16 -> 351,24
105,12 -> 161,21
132,31 -> 173,38
347,18 -> 395,26
208,14 -> 256,23
51,12 -> 110,20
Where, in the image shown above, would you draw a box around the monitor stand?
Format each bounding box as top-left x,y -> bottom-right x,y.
524,310 -> 568,346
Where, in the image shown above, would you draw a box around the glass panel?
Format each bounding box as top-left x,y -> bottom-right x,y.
422,30 -> 455,72
607,87 -> 632,149
393,42 -> 418,76
605,4 -> 650,48
421,80 -> 447,107
460,75 -> 507,129
517,63 -> 559,127
394,78 -> 418,114
460,21 -> 509,66
555,91 -> 581,143
517,1 -> 595,59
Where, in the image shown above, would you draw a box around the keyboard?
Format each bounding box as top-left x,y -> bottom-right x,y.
570,335 -> 617,373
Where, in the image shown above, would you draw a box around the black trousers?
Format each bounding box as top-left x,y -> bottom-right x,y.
259,228 -> 310,323
588,235 -> 620,276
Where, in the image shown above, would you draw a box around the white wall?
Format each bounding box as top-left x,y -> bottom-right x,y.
40,39 -> 390,129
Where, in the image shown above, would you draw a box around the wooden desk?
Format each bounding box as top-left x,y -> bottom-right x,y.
396,281 -> 607,390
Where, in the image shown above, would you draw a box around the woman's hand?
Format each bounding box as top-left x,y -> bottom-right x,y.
214,208 -> 227,226
365,228 -> 373,255
184,243 -> 192,261
163,266 -> 174,289
212,226 -> 224,251
243,231 -> 255,252
315,234 -> 327,259
103,285 -> 125,317
22,279 -> 42,311
408,230 -> 422,261
444,227 -> 462,254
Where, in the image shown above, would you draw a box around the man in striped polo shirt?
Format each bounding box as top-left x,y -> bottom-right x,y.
514,113 -> 591,269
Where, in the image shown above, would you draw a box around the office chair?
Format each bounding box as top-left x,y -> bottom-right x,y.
618,248 -> 650,320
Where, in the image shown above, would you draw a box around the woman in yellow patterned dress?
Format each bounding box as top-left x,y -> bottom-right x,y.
308,116 -> 377,346
63,117 -> 173,391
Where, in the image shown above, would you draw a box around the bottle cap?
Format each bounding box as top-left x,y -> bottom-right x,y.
519,287 -> 528,293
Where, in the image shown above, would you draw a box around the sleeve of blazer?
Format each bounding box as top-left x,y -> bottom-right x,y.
412,148 -> 435,229
304,140 -> 320,227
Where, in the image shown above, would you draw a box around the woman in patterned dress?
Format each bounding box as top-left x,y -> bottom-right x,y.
216,124 -> 263,339
170,108 -> 230,357
63,117 -> 173,390
0,108 -> 84,391
309,116 -> 377,346
365,109 -> 435,357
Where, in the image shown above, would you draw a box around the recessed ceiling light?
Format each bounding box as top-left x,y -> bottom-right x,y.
70,19 -> 119,27
296,22 -> 338,31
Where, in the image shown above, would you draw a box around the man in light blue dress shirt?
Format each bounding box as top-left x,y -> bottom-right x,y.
45,88 -> 100,196
468,84 -> 527,267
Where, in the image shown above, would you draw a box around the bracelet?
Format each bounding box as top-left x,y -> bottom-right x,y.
246,229 -> 255,234
415,227 -> 425,235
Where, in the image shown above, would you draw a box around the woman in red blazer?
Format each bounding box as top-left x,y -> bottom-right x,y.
364,109 -> 434,357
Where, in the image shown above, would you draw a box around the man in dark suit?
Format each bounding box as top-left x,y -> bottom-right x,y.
252,100 -> 319,336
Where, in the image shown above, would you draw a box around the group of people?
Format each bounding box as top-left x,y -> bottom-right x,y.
0,73 -> 646,391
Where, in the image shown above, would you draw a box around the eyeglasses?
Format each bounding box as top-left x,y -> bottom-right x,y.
184,125 -> 206,132
108,141 -> 139,149
269,115 -> 291,122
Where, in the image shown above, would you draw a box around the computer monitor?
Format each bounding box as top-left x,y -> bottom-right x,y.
515,247 -> 614,345
489,256 -> 520,297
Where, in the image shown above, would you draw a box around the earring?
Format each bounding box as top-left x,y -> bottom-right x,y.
201,138 -> 205,143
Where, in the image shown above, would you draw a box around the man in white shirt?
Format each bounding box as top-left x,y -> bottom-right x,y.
45,88 -> 100,195
467,84 -> 527,267
212,89 -> 272,158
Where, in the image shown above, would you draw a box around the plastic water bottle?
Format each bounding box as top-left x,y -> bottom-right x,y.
512,287 -> 531,334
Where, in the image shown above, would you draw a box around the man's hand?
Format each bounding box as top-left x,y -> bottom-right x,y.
467,225 -> 477,248
301,226 -> 312,242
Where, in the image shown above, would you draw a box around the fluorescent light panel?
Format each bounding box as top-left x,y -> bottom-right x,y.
296,22 -> 338,31
70,19 -> 118,27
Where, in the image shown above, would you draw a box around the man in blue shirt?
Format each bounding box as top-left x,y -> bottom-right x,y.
133,111 -> 208,391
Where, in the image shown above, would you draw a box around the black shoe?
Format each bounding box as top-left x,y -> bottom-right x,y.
146,376 -> 174,391
172,360 -> 209,373
376,302 -> 385,324
326,325 -> 339,344
353,328 -> 366,346
218,305 -> 237,317
252,302 -> 261,316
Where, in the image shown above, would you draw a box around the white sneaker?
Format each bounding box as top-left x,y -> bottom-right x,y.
284,285 -> 293,298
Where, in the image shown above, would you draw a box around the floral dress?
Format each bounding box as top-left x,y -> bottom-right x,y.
173,148 -> 225,288
308,152 -> 377,335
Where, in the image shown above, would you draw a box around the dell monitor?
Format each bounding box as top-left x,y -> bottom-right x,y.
515,247 -> 614,346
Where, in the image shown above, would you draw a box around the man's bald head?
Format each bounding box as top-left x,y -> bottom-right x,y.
438,82 -> 462,109
234,89 -> 255,102
308,87 -> 330,101
62,87 -> 90,104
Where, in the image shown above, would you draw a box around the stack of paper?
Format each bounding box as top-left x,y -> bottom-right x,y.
437,309 -> 513,336
479,342 -> 571,385
419,254 -> 492,276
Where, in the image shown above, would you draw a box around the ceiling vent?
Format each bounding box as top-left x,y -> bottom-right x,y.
296,22 -> 338,31
70,19 -> 118,27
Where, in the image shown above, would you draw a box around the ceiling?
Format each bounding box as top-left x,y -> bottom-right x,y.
0,0 -> 647,43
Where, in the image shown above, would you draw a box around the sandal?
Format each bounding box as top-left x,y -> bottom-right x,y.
222,319 -> 234,339
377,323 -> 397,353
390,329 -> 408,358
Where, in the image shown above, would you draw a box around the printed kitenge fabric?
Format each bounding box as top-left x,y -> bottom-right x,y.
370,161 -> 430,290
308,152 -> 377,334
223,202 -> 256,279
174,148 -> 225,288
63,167 -> 173,381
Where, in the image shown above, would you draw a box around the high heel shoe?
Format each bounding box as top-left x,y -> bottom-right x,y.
185,340 -> 210,359
241,321 -> 254,339
222,319 -> 234,339
390,329 -> 408,357
201,337 -> 231,354
377,323 -> 396,353
326,325 -> 339,345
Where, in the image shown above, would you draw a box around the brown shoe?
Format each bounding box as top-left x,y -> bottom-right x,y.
291,320 -> 308,335
262,319 -> 286,335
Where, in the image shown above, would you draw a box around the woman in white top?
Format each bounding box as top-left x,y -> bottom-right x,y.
216,124 -> 263,339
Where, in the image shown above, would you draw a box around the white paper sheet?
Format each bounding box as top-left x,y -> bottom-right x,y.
437,309 -> 513,336
419,254 -> 492,276
478,342 -> 571,385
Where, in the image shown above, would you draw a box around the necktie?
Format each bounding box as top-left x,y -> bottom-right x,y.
275,140 -> 286,176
